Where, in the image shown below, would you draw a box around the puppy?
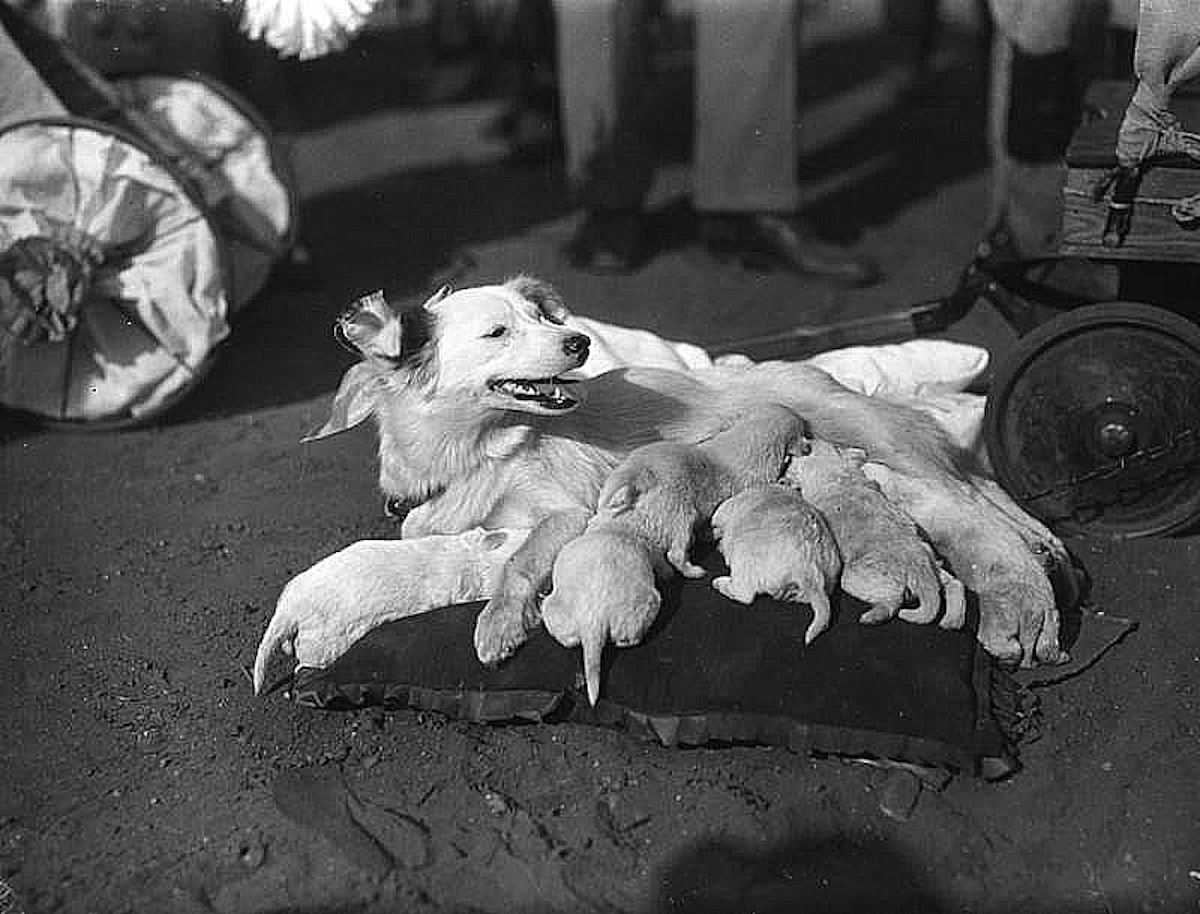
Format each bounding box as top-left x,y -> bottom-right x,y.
709,484 -> 842,644
252,527 -> 529,693
596,403 -> 808,578
785,440 -> 965,630
541,518 -> 669,706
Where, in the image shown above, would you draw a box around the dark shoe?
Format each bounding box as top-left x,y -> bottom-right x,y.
700,212 -> 882,287
565,207 -> 647,274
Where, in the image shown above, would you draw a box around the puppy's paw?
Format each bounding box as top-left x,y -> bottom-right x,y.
895,568 -> 942,626
937,569 -> 967,630
712,575 -> 753,604
858,602 -> 899,625
474,594 -> 537,665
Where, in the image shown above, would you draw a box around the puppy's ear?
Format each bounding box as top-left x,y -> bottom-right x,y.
301,362 -> 390,442
600,482 -> 637,515
507,275 -> 570,324
479,529 -> 512,551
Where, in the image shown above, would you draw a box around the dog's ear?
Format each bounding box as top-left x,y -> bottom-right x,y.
335,290 -> 435,372
301,362 -> 390,442
335,291 -> 405,362
506,275 -> 570,324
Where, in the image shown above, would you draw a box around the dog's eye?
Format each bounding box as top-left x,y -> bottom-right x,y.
483,325 -> 508,339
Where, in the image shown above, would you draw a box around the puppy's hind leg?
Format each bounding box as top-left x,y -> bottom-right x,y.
474,508 -> 590,665
666,535 -> 707,579
841,565 -> 903,624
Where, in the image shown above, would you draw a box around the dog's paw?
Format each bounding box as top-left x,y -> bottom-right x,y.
474,595 -> 537,665
974,573 -> 1069,668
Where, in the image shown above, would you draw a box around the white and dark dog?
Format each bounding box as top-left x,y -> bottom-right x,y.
280,276 -> 1075,677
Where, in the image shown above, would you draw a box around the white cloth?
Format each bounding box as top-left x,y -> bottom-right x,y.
564,315 -> 991,456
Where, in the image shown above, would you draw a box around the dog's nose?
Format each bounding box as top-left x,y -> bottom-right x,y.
563,334 -> 590,359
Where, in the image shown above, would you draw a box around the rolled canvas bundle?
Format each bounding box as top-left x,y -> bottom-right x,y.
0,5 -> 295,426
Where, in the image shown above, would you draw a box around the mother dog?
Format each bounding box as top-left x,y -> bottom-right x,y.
311,277 -> 1076,669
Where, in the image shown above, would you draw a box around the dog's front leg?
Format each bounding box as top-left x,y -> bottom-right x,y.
474,508 -> 592,665
863,462 -> 1067,668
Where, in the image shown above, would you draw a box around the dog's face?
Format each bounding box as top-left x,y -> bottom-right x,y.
306,277 -> 592,442
426,277 -> 591,414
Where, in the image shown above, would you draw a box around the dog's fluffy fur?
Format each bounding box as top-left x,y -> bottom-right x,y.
710,483 -> 842,644
252,527 -> 528,692
314,277 -> 1074,668
785,440 -> 966,630
541,518 -> 668,706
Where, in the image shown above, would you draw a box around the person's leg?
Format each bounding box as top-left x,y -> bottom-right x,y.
693,0 -> 800,213
553,0 -> 656,270
691,0 -> 880,286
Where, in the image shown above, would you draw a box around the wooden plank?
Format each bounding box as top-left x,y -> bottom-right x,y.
1060,166 -> 1200,263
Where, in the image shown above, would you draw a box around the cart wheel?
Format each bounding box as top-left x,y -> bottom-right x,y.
984,302 -> 1200,538
0,117 -> 228,427
113,72 -> 298,311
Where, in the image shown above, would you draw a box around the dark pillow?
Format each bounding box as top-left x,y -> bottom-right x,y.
289,551 -> 1017,777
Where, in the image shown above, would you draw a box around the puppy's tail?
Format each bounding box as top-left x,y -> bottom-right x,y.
581,627 -> 605,707
252,602 -> 298,695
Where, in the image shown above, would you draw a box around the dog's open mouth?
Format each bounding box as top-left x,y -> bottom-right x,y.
490,377 -> 578,410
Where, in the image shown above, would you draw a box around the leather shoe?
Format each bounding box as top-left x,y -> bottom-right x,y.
700,212 -> 882,287
565,207 -> 648,274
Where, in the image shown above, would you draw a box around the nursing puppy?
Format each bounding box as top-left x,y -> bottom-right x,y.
252,527 -> 528,693
784,440 -> 966,630
541,518 -> 668,706
306,277 -> 1072,669
710,484 -> 842,645
597,403 -> 808,578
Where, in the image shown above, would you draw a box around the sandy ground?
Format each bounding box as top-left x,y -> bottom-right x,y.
3,12 -> 1200,914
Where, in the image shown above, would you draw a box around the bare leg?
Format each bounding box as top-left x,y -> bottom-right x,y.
474,508 -> 591,664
